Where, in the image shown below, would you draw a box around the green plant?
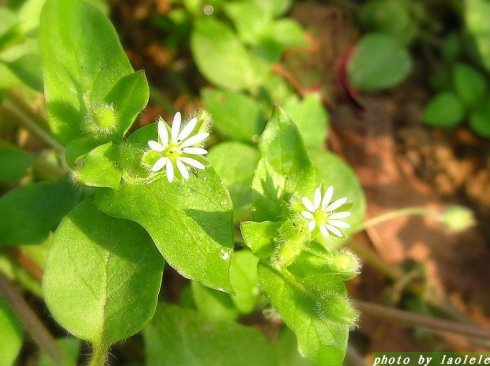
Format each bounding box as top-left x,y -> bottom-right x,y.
0,0 -> 365,365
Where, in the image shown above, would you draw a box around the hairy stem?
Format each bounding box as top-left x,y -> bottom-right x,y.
0,272 -> 62,365
353,207 -> 435,234
89,344 -> 109,366
355,300 -> 490,343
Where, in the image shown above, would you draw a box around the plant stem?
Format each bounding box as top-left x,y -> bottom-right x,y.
89,344 -> 109,366
0,272 -> 63,365
1,99 -> 63,153
353,207 -> 436,234
355,300 -> 490,343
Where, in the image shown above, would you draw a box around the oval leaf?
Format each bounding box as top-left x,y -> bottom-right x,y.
0,143 -> 33,183
144,304 -> 277,366
348,33 -> 412,91
40,0 -> 148,144
191,17 -> 269,90
423,92 -> 465,128
95,169 -> 234,292
202,88 -> 266,143
43,200 -> 164,347
0,179 -> 80,245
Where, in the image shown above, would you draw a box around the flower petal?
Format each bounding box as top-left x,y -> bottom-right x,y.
166,160 -> 175,182
308,220 -> 316,232
171,112 -> 182,140
301,211 -> 314,219
176,159 -> 190,179
329,220 -> 350,229
180,132 -> 209,148
320,225 -> 330,238
183,147 -> 208,155
325,224 -> 343,237
158,120 -> 169,147
302,197 -> 316,212
329,211 -> 352,219
148,140 -> 164,152
151,157 -> 168,172
326,197 -> 348,211
322,186 -> 334,208
313,188 -> 322,210
178,117 -> 197,141
181,157 -> 205,170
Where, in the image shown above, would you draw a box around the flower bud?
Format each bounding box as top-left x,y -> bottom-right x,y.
84,103 -> 118,137
440,205 -> 475,232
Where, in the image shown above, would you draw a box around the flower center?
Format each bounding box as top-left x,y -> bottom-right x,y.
313,209 -> 330,226
164,142 -> 182,160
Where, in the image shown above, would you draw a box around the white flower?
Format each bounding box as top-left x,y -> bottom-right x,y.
147,112 -> 208,182
301,186 -> 351,239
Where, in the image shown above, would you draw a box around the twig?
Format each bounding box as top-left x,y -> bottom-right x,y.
0,272 -> 62,365
1,101 -> 63,153
355,300 -> 490,343
5,248 -> 44,282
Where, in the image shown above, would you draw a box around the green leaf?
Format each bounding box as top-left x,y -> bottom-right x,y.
0,143 -> 33,182
208,142 -> 260,221
40,0 -> 148,144
202,88 -> 266,143
241,221 -> 280,259
258,263 -> 355,366
103,71 -> 150,136
3,53 -> 43,92
224,1 -> 271,45
95,169 -> 234,292
229,249 -> 260,313
191,281 -> 239,321
69,141 -> 122,189
277,328 -> 315,366
283,93 -> 329,150
145,304 -> 277,366
43,200 -> 164,347
38,337 -> 80,366
469,102 -> 490,138
191,17 -> 269,91
18,0 -> 46,34
348,33 -> 413,91
252,106 -> 316,221
358,0 -> 417,45
251,0 -> 291,17
452,63 -> 487,106
423,92 -> 465,128
0,8 -> 20,51
0,297 -> 23,366
288,249 -> 361,284
466,0 -> 490,71
266,19 -> 307,49
0,179 -> 80,245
